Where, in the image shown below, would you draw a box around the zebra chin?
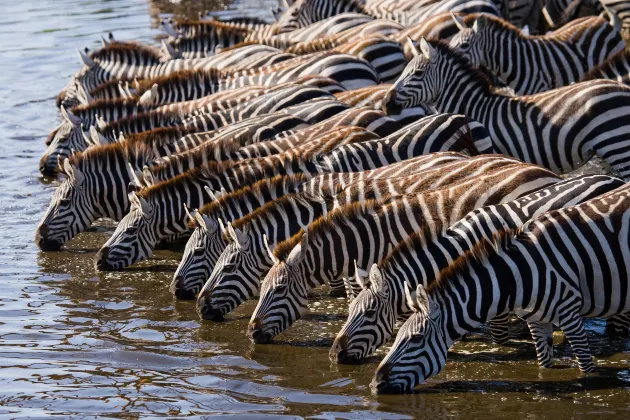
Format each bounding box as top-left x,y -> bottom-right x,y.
169,275 -> 203,300
369,367 -> 411,394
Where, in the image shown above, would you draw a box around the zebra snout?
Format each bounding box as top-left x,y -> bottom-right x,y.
170,275 -> 197,300
370,365 -> 403,394
382,89 -> 401,116
95,246 -> 116,271
35,224 -> 62,251
247,318 -> 272,344
329,334 -> 357,364
39,154 -> 57,177
196,295 -> 225,321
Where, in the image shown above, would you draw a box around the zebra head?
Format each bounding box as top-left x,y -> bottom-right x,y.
370,283 -> 446,394
247,233 -> 310,344
382,38 -> 440,116
35,159 -> 91,251
449,13 -> 488,69
95,187 -> 156,271
40,107 -> 96,176
170,210 -> 223,300
197,230 -> 272,321
330,264 -> 395,364
274,0 -> 306,33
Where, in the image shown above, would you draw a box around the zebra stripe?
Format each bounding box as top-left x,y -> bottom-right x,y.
582,47 -> 630,85
247,163 -> 561,344
372,181 -> 630,393
384,40 -> 630,180
331,174 -> 624,364
449,14 -> 624,94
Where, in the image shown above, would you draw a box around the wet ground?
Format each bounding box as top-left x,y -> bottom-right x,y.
1,0 -> 629,417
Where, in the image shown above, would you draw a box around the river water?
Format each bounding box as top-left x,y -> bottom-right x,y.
1,0 -> 629,418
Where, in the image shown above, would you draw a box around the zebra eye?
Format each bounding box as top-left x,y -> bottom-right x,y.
459,42 -> 470,50
275,284 -> 287,292
365,309 -> 377,317
59,198 -> 71,206
193,247 -> 205,255
409,334 -> 425,344
126,226 -> 137,234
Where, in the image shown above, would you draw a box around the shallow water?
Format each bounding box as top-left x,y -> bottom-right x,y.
1,0 -> 629,418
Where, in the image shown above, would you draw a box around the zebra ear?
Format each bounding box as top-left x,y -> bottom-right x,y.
415,284 -> 433,316
139,84 -> 158,106
450,12 -> 467,31
286,232 -> 307,265
161,40 -> 180,60
64,158 -> 84,186
521,25 -> 530,36
204,186 -> 218,201
135,193 -> 153,216
90,125 -> 107,146
77,48 -> 96,69
369,264 -> 387,295
419,38 -> 434,60
404,281 -> 421,313
142,167 -> 155,187
264,234 -> 279,264
472,14 -> 487,32
354,260 -> 369,290
96,115 -> 107,131
406,36 -> 419,58
603,5 -> 622,31
100,35 -> 110,47
60,106 -> 81,126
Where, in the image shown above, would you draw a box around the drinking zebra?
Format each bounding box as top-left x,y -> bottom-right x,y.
330,174 -> 624,364
247,163 -> 560,344
383,39 -> 630,180
371,181 -> 630,394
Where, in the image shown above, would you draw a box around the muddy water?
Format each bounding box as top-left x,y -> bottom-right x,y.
1,0 -> 629,417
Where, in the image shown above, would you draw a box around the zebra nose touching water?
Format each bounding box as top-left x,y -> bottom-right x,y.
36,0 -> 630,397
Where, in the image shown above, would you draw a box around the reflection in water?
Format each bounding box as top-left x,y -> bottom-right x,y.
0,0 -> 629,417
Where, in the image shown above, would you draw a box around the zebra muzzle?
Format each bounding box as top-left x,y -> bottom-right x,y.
95,246 -> 116,271
196,296 -> 225,321
329,334 -> 360,364
247,318 -> 272,344
35,224 -> 63,251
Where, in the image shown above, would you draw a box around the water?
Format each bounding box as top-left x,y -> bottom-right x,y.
1,0 -> 629,417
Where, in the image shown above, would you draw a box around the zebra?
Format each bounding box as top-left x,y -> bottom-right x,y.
371,181 -> 630,394
176,152 -> 470,300
35,142 -> 155,251
330,174 -> 624,364
198,155 -> 527,321
449,13 -> 624,95
370,0 -> 501,26
93,112 -> 493,271
266,0 -> 369,34
246,163 -> 561,344
172,174 -> 312,299
165,20 -> 251,58
383,39 -> 630,180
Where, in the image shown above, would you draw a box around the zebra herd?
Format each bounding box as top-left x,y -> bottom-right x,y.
35,0 -> 630,394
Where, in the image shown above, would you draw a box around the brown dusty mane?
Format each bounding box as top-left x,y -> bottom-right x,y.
70,97 -> 140,114
273,198 -> 384,260
216,40 -> 264,53
134,68 -> 226,96
232,188 -> 335,232
190,174 -> 309,228
89,42 -> 164,64
67,141 -> 152,171
103,109 -> 184,134
173,19 -> 253,34
88,78 -> 135,98
138,160 -> 236,200
123,125 -> 193,148
429,228 -> 518,293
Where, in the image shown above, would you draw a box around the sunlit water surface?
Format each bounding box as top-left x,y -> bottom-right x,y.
0,0 -> 629,417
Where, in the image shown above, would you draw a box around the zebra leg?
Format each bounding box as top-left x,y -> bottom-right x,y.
605,314 -> 630,337
558,314 -> 596,373
488,313 -> 510,345
329,276 -> 347,297
527,322 -> 554,368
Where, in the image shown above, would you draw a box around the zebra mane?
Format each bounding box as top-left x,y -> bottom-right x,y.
381,221 -> 445,271
138,160 -> 236,200
190,174 -> 310,229
218,40 -> 269,53
67,141 -> 153,172
273,198 -> 385,260
429,228 -> 519,292
102,109 -> 184,137
172,19 -> 253,35
285,37 -> 341,55
123,125 -> 193,148
433,41 -> 499,96
134,68 -> 226,97
70,96 -> 140,114
88,78 -> 133,98
88,42 -> 165,64
232,189 -> 335,233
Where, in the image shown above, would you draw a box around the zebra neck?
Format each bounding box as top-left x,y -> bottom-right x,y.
436,253 -> 519,341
